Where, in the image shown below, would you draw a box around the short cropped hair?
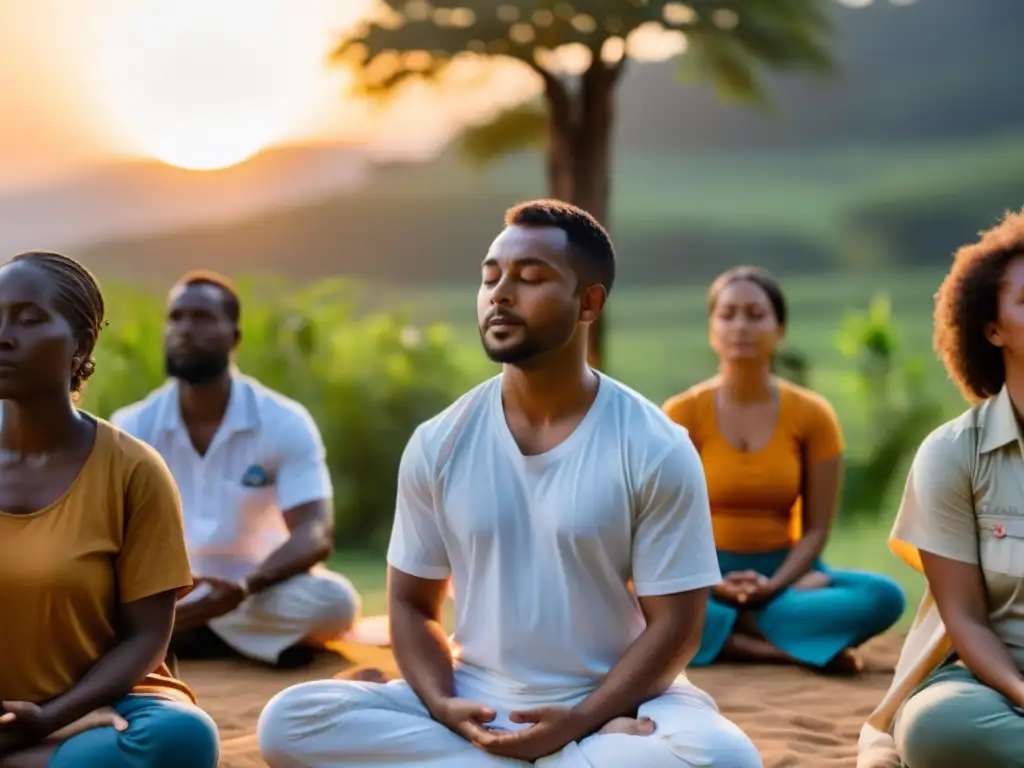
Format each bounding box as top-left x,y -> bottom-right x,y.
175,269 -> 241,324
505,199 -> 616,294
934,208 -> 1024,403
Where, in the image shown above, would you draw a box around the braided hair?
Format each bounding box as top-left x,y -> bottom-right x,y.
9,251 -> 107,396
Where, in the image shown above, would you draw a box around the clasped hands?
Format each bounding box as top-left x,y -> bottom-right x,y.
712,570 -> 778,607
433,698 -> 654,762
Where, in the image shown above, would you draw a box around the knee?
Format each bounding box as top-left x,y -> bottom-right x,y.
258,684 -> 309,764
258,680 -> 353,765
143,704 -> 220,768
309,577 -> 360,639
860,574 -> 906,629
653,717 -> 761,768
679,720 -> 761,768
896,692 -> 989,767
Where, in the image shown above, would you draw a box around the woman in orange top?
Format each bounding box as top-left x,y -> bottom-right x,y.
0,252 -> 218,766
663,266 -> 905,672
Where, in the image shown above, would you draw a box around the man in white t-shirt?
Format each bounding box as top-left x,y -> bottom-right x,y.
112,271 -> 363,670
258,201 -> 761,766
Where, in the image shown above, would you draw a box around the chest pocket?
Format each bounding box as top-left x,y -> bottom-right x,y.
977,514 -> 1024,579
970,403 -> 1024,580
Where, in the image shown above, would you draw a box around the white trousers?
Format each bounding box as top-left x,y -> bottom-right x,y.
208,567 -> 360,664
257,671 -> 761,768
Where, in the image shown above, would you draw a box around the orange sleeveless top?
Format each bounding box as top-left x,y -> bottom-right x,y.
662,379 -> 844,553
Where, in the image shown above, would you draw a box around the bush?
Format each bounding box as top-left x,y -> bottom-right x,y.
81,277 -> 478,550
833,294 -> 943,519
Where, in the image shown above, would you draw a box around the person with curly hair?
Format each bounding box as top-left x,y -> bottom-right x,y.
663,266 -> 905,674
0,252 -> 219,767
859,208 -> 1024,768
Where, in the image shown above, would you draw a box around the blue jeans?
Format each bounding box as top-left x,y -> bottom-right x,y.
50,695 -> 219,767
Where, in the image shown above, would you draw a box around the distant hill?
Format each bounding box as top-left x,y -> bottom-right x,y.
0,144 -> 367,258
615,0 -> 1024,149
82,135 -> 1024,288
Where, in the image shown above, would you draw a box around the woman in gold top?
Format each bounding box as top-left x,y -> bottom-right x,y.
860,210 -> 1024,768
664,267 -> 905,673
0,252 -> 218,767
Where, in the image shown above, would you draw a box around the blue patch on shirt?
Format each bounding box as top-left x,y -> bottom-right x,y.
241,464 -> 271,488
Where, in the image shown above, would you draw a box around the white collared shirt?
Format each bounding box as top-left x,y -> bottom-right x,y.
111,374 -> 332,582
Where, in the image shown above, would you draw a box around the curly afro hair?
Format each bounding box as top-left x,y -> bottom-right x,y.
934,208 -> 1024,403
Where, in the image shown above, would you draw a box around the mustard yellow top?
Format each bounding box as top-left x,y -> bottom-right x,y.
0,420 -> 195,704
662,378 -> 844,553
859,387 -> 1024,767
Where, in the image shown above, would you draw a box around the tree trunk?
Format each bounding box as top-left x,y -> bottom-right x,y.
541,59 -> 618,371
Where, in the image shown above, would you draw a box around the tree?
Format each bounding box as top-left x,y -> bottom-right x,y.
334,1 -> 836,368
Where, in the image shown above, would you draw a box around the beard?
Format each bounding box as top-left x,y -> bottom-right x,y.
165,350 -> 230,385
478,324 -> 564,366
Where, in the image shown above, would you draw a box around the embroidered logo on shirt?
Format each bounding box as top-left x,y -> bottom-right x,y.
241,465 -> 272,488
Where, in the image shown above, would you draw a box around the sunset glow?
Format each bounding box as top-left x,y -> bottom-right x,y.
92,0 -> 366,170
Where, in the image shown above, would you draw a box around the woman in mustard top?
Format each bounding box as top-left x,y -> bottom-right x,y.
663,266 -> 905,672
0,252 -> 218,766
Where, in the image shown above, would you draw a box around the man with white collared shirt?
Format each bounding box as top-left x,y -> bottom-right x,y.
111,270 -> 362,669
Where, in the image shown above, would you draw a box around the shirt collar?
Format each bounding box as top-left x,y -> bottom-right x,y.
978,384 -> 1023,454
156,369 -> 258,435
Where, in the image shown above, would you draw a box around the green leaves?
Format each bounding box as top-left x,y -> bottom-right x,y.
335,1 -> 836,105
84,279 -> 473,548
457,100 -> 548,165
834,293 -> 897,363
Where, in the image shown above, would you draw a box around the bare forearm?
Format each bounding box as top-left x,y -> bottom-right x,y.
571,619 -> 700,736
768,531 -> 827,590
40,635 -> 165,733
390,604 -> 456,716
247,528 -> 330,593
172,601 -> 215,634
952,620 -> 1024,705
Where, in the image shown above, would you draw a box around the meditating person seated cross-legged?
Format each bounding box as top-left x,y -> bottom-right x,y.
663,267 -> 905,674
0,252 -> 218,768
111,271 -> 363,671
860,210 -> 1024,768
257,201 -> 761,767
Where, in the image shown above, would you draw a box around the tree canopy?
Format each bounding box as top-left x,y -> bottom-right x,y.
335,1 -> 835,105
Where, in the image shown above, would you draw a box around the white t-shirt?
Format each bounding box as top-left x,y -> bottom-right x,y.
387,372 -> 720,702
111,373 -> 332,584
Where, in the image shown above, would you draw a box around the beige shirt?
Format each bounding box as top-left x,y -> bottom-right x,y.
859,386 -> 1024,767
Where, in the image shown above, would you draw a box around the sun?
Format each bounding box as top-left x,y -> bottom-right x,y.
95,0 -> 325,171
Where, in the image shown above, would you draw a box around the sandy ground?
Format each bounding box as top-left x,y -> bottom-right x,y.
189,634 -> 903,767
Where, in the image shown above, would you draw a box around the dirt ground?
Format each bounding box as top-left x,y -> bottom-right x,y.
190,634 -> 902,767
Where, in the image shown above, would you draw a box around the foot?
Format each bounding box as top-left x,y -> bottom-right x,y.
598,717 -> 655,736
720,632 -> 794,664
821,648 -> 864,675
275,644 -> 317,670
333,666 -> 391,683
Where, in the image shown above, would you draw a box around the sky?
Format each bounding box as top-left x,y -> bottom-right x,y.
0,0 -> 539,191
